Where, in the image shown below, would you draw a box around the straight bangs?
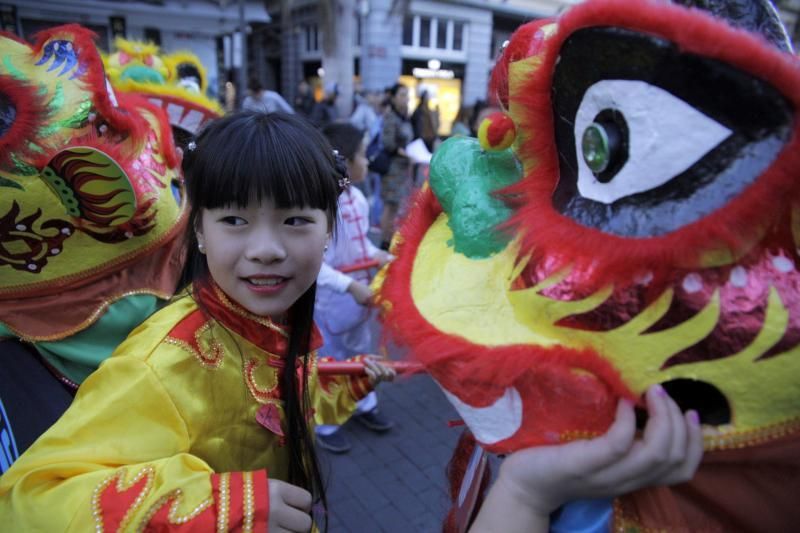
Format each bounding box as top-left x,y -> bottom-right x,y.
185,112 -> 340,220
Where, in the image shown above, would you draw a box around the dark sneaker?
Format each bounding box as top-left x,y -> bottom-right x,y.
353,409 -> 394,432
316,431 -> 351,454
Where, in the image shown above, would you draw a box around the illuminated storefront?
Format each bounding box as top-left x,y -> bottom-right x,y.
400,59 -> 464,136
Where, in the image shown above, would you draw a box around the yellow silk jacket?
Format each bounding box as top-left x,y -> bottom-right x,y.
0,284 -> 370,531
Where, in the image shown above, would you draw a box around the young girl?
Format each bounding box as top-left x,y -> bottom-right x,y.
315,123 -> 394,453
0,111 -> 394,531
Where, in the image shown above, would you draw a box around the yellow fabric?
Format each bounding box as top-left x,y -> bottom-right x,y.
0,296 -> 361,531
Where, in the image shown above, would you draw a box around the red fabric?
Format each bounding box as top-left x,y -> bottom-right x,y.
227,472 -> 246,531
501,0 -> 800,289
98,471 -> 151,531
193,281 -> 324,357
616,428 -> 800,532
144,494 -> 215,532
254,470 -> 269,532
210,473 -> 224,529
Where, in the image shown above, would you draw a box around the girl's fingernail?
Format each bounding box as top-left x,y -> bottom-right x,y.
688,410 -> 700,425
654,384 -> 666,396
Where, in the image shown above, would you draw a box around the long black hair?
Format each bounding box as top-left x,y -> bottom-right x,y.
181,111 -> 344,526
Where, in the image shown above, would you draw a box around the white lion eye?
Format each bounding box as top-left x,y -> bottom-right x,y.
574,80 -> 732,205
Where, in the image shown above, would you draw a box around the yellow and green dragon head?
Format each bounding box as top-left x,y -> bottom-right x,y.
0,25 -> 187,341
104,37 -> 222,148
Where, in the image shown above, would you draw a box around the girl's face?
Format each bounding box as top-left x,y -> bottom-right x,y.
196,196 -> 329,320
348,141 -> 368,185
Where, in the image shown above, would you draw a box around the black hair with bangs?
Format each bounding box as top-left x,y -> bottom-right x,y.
185,111 -> 339,222
181,111 -> 343,530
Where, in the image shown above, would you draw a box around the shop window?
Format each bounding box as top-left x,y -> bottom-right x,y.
420,17 -> 431,48
453,21 -> 464,51
403,15 -> 414,46
403,15 -> 467,53
144,27 -> 161,46
304,24 -> 319,52
437,19 -> 447,49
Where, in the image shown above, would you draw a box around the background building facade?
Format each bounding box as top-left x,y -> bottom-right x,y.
3,0 -> 799,130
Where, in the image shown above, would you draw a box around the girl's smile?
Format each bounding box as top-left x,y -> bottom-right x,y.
244,275 -> 289,293
196,195 -> 329,320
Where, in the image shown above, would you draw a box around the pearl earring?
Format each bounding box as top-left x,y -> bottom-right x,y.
198,242 -> 206,254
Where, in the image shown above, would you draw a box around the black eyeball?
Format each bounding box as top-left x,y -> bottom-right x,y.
581,109 -> 628,182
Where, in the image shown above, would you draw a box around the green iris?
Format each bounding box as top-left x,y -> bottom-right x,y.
582,123 -> 610,174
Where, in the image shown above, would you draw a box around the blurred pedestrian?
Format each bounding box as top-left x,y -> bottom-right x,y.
451,104 -> 472,136
311,81 -> 340,128
242,78 -> 294,114
315,123 -> 396,453
411,90 -> 439,152
294,79 -> 315,117
350,88 -> 378,136
379,83 -> 413,250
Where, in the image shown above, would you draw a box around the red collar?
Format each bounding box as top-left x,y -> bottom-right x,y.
193,280 -> 323,358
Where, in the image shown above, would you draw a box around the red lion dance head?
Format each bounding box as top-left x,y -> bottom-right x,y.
378,0 -> 800,529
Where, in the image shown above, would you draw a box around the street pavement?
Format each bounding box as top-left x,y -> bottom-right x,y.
321,372 -> 467,533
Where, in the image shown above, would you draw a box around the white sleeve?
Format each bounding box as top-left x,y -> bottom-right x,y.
352,189 -> 382,259
318,262 -> 354,293
365,238 -> 382,260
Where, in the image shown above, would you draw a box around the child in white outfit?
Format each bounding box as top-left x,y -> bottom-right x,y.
315,123 -> 394,453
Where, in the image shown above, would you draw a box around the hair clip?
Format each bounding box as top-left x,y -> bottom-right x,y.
338,176 -> 351,190
187,141 -> 197,152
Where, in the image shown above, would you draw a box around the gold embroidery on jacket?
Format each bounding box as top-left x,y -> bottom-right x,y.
136,489 -> 213,530
243,471 -> 255,533
92,465 -> 155,532
216,472 -> 230,533
164,320 -> 224,368
244,356 -> 281,404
